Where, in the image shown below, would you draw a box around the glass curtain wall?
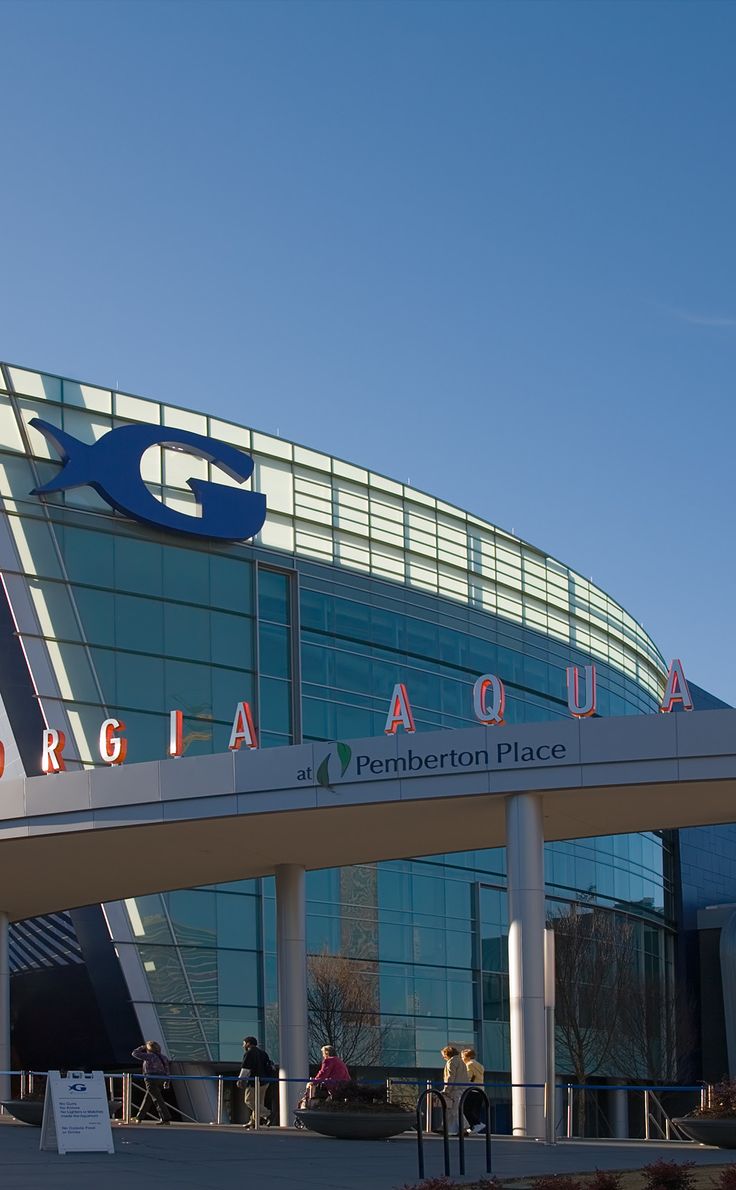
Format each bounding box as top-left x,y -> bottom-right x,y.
0,363 -> 674,1073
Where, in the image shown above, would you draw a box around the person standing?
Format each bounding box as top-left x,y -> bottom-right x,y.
461,1047 -> 486,1133
441,1044 -> 464,1134
237,1036 -> 275,1128
131,1040 -> 172,1124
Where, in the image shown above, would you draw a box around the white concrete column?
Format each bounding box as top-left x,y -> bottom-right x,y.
0,910 -> 9,1102
275,865 -> 308,1128
506,792 -> 546,1138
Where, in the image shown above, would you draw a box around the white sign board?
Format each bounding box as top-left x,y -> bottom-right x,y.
40,1070 -> 115,1154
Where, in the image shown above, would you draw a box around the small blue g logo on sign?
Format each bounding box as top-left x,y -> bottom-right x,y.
68,1083 -> 87,1092
30,419 -> 267,543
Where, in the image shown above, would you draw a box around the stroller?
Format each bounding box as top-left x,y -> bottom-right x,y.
294,1080 -> 329,1127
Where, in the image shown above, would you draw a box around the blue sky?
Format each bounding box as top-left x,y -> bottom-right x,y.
1,0 -> 735,701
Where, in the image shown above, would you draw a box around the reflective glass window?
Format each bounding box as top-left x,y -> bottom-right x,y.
259,623 -> 291,679
259,569 -> 290,624
210,554 -> 253,614
166,890 -> 217,946
216,894 -> 260,950
163,545 -> 209,605
63,527 -> 115,587
211,611 -> 254,669
217,949 -> 260,1005
259,676 -> 291,735
114,535 -> 162,597
116,593 -> 164,654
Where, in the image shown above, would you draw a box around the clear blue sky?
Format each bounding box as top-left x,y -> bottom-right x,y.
2,0 -> 735,702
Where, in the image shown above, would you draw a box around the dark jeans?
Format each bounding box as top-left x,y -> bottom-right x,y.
463,1089 -> 486,1129
138,1078 -> 171,1122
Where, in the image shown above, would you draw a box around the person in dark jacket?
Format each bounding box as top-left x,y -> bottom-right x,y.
237,1036 -> 274,1127
132,1040 -> 171,1124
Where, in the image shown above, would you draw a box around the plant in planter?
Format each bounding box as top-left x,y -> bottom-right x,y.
294,1081 -> 414,1139
1,1080 -> 47,1126
674,1081 -> 736,1147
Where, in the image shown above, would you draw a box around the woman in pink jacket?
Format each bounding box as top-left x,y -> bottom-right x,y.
308,1045 -> 350,1100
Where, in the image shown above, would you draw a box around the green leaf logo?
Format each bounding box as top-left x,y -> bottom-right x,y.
336,742 -> 352,776
316,743 -> 352,788
316,754 -> 331,788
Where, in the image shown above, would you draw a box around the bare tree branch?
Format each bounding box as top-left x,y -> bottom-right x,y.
307,952 -> 392,1069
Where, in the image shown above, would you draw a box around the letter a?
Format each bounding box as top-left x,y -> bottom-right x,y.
384,683 -> 415,734
660,659 -> 693,712
566,665 -> 597,718
229,701 -> 258,750
473,674 -> 505,725
42,729 -> 66,774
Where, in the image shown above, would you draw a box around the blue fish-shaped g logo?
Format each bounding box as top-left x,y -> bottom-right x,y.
30,419 -> 267,542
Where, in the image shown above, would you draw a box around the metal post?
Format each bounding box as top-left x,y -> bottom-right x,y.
0,910 -> 9,1103
566,1083 -> 573,1138
123,1072 -> 131,1124
426,1079 -> 433,1132
611,1087 -> 629,1138
644,1089 -> 650,1140
254,1076 -> 261,1130
506,793 -> 546,1138
20,1071 -> 27,1099
275,865 -> 308,1129
386,1076 -> 392,1104
216,1075 -> 224,1125
544,929 -> 556,1145
700,1085 -> 706,1113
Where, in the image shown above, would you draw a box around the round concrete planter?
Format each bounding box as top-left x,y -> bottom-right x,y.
673,1117 -> 736,1148
1,1100 -> 44,1126
294,1108 -> 412,1140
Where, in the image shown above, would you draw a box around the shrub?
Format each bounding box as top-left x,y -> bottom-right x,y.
588,1173 -> 623,1190
713,1168 -> 736,1190
699,1081 -> 736,1118
400,1181 -> 455,1190
641,1160 -> 696,1190
400,1180 -> 502,1190
307,1097 -> 411,1114
531,1177 -> 583,1190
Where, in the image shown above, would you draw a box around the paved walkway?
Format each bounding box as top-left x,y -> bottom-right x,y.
0,1117 -> 732,1190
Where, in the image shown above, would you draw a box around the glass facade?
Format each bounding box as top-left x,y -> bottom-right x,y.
0,362 -> 675,1077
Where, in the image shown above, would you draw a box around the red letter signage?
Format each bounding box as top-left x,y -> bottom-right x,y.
384,683 -> 416,734
566,665 -> 597,718
99,718 -> 127,765
660,659 -> 693,712
229,702 -> 258,751
41,729 -> 66,774
473,674 -> 505,725
168,710 -> 184,757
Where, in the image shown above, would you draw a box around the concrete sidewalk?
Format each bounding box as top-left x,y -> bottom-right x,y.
0,1117 -> 731,1190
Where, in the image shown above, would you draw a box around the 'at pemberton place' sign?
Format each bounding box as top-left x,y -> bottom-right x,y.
4,659 -> 693,778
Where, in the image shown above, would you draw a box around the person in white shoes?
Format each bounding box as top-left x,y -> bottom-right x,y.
461,1047 -> 486,1134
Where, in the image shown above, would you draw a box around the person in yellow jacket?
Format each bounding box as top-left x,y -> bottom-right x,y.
461,1047 -> 486,1134
441,1045 -> 464,1133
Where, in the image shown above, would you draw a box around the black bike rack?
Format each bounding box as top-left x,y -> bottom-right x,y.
415,1088 -> 450,1180
457,1086 -> 492,1175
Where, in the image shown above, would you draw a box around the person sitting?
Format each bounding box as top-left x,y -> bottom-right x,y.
306,1045 -> 350,1102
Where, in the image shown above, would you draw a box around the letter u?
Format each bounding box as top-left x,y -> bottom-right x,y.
566,665 -> 597,718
